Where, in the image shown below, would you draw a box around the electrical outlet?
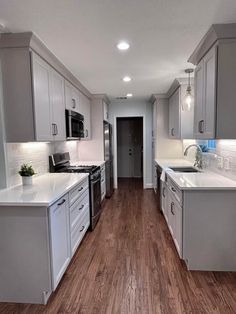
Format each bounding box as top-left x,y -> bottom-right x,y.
224,157 -> 230,170
217,156 -> 223,169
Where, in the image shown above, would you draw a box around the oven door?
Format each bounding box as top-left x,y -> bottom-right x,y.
91,176 -> 101,217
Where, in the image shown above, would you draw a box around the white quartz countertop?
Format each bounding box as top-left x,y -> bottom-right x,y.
155,158 -> 236,190
166,171 -> 236,190
0,173 -> 89,207
155,158 -> 193,169
72,160 -> 105,167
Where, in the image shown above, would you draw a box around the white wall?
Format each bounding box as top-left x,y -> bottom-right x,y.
109,100 -> 152,189
5,141 -> 79,187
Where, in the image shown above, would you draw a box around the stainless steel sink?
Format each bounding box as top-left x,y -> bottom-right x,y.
169,166 -> 200,173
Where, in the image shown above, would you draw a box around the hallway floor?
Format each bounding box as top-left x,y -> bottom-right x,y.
0,179 -> 236,314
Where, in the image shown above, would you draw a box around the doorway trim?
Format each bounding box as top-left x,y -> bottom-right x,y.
113,115 -> 146,189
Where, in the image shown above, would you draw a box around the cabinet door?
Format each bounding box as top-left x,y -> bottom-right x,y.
173,199 -> 182,257
80,93 -> 91,140
169,88 -> 180,139
65,81 -> 79,112
50,70 -> 66,141
161,181 -> 168,222
49,194 -> 70,290
203,46 -> 216,139
167,188 -> 175,236
31,53 -> 53,141
194,59 -> 204,138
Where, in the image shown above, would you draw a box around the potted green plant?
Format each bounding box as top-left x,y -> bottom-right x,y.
18,164 -> 36,186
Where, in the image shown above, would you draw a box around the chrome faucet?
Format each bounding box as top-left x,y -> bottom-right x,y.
184,144 -> 203,169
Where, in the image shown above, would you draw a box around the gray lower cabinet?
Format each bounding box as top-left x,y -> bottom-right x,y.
0,179 -> 90,304
165,175 -> 236,271
49,194 -> 70,291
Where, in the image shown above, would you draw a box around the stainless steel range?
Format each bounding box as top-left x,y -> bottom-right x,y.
49,152 -> 101,230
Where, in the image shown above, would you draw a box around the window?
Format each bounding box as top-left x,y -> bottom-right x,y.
207,140 -> 216,150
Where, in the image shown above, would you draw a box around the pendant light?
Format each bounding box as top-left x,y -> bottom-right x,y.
183,68 -> 194,111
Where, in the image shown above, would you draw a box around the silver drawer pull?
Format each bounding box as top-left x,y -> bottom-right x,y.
171,202 -> 175,215
57,199 -> 66,206
78,187 -> 84,192
80,225 -> 85,232
79,204 -> 84,211
171,187 -> 176,192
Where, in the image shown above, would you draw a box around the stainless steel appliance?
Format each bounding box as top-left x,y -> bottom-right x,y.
65,109 -> 84,139
104,121 -> 114,198
49,152 -> 101,230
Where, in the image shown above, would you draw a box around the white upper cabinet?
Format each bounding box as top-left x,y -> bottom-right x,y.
103,101 -> 109,121
65,81 -> 79,112
169,88 -> 181,139
79,92 -> 91,140
31,52 -> 66,141
50,69 -> 66,141
0,32 -> 92,143
194,46 -> 216,139
32,53 -> 53,141
168,82 -> 194,139
189,24 -> 236,139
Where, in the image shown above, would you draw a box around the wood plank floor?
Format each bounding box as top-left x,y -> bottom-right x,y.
0,178 -> 236,314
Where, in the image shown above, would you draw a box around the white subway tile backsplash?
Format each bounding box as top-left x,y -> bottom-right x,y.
6,141 -> 79,187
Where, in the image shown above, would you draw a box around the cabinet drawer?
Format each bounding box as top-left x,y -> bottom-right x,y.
70,191 -> 89,231
69,177 -> 89,206
167,176 -> 182,205
71,209 -> 90,256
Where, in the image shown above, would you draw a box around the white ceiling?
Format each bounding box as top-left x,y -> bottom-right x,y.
1,0 -> 236,100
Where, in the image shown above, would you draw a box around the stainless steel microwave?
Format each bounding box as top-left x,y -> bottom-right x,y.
65,109 -> 84,140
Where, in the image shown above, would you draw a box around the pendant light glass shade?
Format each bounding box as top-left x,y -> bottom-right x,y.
182,69 -> 194,111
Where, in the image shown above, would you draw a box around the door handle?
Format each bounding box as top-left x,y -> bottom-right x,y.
171,128 -> 175,136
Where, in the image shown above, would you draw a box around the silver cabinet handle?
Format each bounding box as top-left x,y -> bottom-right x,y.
78,187 -> 84,192
55,124 -> 58,135
171,202 -> 175,215
171,128 -> 175,136
162,187 -> 166,197
79,204 -> 84,211
171,187 -> 176,193
86,129 -> 88,137
199,120 -> 204,134
57,199 -> 66,206
72,98 -> 76,109
80,225 -> 85,232
52,123 -> 56,135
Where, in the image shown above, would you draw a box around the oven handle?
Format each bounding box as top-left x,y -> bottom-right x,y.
91,177 -> 101,185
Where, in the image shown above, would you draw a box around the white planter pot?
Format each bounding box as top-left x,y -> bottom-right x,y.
22,176 -> 33,186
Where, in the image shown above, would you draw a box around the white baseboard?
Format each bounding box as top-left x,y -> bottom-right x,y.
144,183 -> 153,189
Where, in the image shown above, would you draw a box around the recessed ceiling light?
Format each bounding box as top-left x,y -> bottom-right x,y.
117,41 -> 130,51
122,76 -> 131,82
126,93 -> 133,97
